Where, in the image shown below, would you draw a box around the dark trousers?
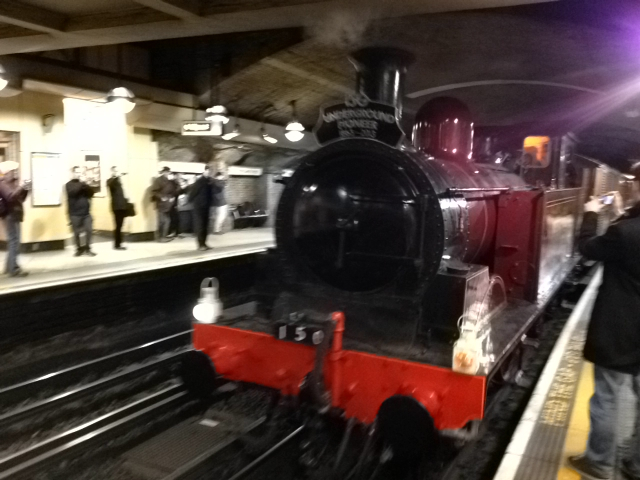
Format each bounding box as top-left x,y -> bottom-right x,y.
192,208 -> 210,248
3,215 -> 20,274
70,214 -> 93,252
113,210 -> 126,248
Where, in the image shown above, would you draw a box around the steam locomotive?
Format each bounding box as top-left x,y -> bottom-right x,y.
191,47 -> 617,448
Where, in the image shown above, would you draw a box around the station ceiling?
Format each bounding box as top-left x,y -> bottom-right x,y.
1,0 -> 640,168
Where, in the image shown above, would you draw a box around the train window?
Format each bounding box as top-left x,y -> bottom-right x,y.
520,136 -> 550,168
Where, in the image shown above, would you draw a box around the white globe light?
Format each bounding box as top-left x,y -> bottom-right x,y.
285,130 -> 305,142
205,105 -> 230,124
193,302 -> 215,323
107,87 -> 136,113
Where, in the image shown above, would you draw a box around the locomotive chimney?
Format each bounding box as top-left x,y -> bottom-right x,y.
349,47 -> 415,118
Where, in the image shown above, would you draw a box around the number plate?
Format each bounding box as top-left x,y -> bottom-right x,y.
273,322 -> 326,346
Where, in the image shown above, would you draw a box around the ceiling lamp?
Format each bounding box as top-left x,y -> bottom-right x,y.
262,126 -> 278,144
205,104 -> 230,124
284,100 -> 305,142
0,64 -> 8,91
107,86 -> 136,113
222,121 -> 240,140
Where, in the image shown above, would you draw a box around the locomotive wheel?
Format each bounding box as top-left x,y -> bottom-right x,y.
377,395 -> 438,461
179,350 -> 220,399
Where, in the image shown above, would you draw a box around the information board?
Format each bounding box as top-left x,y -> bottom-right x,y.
30,152 -> 65,207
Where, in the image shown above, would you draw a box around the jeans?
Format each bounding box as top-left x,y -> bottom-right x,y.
214,205 -> 228,233
3,216 -> 20,274
586,364 -> 640,472
70,214 -> 93,252
157,211 -> 170,240
113,210 -> 126,248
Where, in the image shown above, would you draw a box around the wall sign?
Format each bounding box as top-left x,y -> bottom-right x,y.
314,93 -> 405,147
83,152 -> 103,196
30,152 -> 65,207
182,121 -> 222,136
228,166 -> 263,177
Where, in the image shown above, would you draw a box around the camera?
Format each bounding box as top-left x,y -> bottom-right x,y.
601,194 -> 614,205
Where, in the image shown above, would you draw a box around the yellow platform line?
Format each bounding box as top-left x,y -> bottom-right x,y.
557,361 -> 594,479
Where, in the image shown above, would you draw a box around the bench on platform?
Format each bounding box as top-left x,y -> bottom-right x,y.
231,202 -> 269,229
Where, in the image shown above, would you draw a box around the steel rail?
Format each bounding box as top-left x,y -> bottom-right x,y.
161,416 -> 268,480
227,425 -> 306,480
0,349 -> 191,431
0,330 -> 192,408
0,385 -> 188,480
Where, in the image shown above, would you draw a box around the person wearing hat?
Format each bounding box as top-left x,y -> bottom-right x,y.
106,166 -> 129,250
568,162 -> 640,480
0,161 -> 31,277
151,166 -> 177,242
188,165 -> 213,251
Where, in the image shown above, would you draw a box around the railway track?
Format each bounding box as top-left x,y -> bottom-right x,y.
0,331 -> 194,479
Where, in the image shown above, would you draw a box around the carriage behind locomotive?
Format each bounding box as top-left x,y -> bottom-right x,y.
191,47 -> 624,440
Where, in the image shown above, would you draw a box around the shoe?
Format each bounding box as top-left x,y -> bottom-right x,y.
85,250 -> 97,257
621,459 -> 640,479
114,246 -> 126,250
567,455 -> 612,479
197,245 -> 212,251
214,231 -> 223,235
9,269 -> 28,278
74,250 -> 83,257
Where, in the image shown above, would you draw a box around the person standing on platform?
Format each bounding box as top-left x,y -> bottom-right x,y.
66,166 -> 96,257
0,161 -> 31,277
106,166 -> 128,251
188,166 -> 213,251
151,166 -> 177,242
212,172 -> 228,235
568,163 -> 640,480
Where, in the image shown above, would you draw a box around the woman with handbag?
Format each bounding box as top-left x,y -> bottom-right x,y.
107,166 -> 131,250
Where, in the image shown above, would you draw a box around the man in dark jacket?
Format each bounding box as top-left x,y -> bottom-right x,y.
569,165 -> 640,480
106,166 -> 128,250
66,166 -> 96,257
188,166 -> 213,251
0,161 -> 31,277
151,167 -> 177,242
212,172 -> 228,234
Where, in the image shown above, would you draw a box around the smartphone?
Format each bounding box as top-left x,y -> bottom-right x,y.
601,194 -> 614,205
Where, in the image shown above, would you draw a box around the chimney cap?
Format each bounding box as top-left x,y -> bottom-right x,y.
349,47 -> 415,71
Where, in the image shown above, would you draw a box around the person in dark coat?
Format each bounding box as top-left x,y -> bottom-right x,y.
212,172 -> 228,234
66,166 -> 96,257
151,167 -> 177,242
188,166 -> 213,251
568,164 -> 640,480
106,166 -> 128,250
0,161 -> 31,277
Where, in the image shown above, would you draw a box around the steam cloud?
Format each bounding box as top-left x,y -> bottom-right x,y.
306,3 -> 381,49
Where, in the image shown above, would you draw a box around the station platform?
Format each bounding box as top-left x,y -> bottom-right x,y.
0,228 -> 274,296
495,267 -> 637,480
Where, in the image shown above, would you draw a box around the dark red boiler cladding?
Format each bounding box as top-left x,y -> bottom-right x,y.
412,96 -> 474,162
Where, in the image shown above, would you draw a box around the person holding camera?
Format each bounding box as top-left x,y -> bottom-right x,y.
568,165 -> 640,480
0,161 -> 31,277
107,166 -> 129,250
66,166 -> 96,257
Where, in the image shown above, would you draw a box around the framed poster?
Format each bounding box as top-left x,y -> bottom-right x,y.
83,152 -> 103,197
30,152 -> 66,207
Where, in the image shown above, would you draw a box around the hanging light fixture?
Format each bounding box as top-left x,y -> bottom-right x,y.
0,64 -> 9,91
261,106 -> 278,144
107,46 -> 135,113
222,120 -> 240,140
107,86 -> 136,113
284,100 -> 305,142
205,61 -> 229,127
